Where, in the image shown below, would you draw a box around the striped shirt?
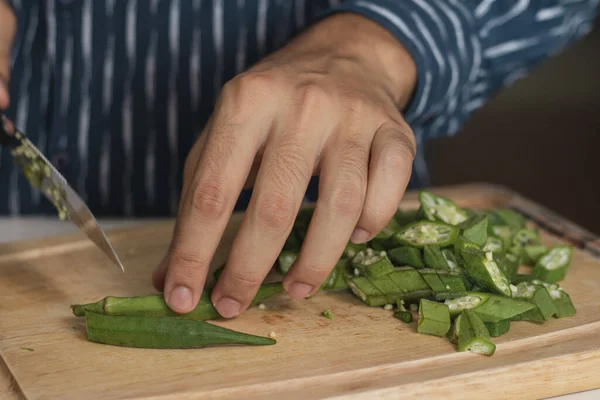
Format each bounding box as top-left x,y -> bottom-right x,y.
2,0 -> 598,216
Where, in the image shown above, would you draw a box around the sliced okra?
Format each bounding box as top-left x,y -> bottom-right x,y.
495,253 -> 519,284
323,258 -> 352,291
509,229 -> 541,261
484,319 -> 511,337
419,269 -> 447,294
416,299 -> 451,337
418,191 -> 469,226
436,271 -> 468,296
388,246 -> 425,268
522,245 -> 549,266
491,208 -> 526,230
531,280 -> 576,318
531,245 -> 573,283
460,248 -> 512,297
453,310 -> 496,356
351,249 -> 394,278
394,207 -> 419,227
394,300 -> 413,323
444,292 -> 535,322
423,245 -> 450,270
388,267 -> 433,301
343,242 -> 367,259
368,275 -> 403,304
458,214 -> 488,247
483,236 -> 504,254
278,250 -> 297,275
385,220 -> 459,249
441,249 -> 459,270
347,276 -> 388,307
369,234 -> 389,252
489,225 -> 514,250
510,282 -> 556,323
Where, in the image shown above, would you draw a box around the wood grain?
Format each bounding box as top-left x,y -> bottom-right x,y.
0,184 -> 599,400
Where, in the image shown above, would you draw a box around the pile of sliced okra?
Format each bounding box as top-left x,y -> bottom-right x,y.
278,190 -> 576,356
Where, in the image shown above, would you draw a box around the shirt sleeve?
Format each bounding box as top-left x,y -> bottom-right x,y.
325,0 -> 600,141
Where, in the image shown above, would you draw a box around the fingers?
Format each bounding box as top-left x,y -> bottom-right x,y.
211,85 -> 331,316
0,1 -> 16,109
161,78 -> 274,314
354,121 -> 416,241
283,127 -> 371,298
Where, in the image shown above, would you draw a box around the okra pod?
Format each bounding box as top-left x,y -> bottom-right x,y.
347,276 -> 389,307
368,275 -> 403,304
417,299 -> 451,337
423,246 -> 450,270
351,249 -> 394,278
387,267 -> 433,301
278,251 -> 297,275
385,220 -> 459,249
491,208 -> 526,230
531,245 -> 573,283
85,311 -> 276,349
458,214 -> 488,247
388,246 -> 425,268
531,280 -> 576,318
510,282 -> 556,323
344,242 -> 367,259
484,319 -> 511,337
483,236 -> 505,254
444,292 -> 535,322
453,310 -> 496,356
418,191 -> 470,226
322,258 -> 351,291
495,253 -> 519,283
508,229 -> 541,262
460,248 -> 512,297
394,299 -> 413,323
394,207 -> 419,226
489,225 -> 514,250
522,245 -> 549,266
72,283 -> 284,320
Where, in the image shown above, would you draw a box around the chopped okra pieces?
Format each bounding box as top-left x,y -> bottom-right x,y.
394,300 -> 413,323
388,246 -> 425,268
436,271 -> 467,297
277,251 -> 297,275
369,234 -> 389,252
495,253 -> 519,283
458,214 -> 488,247
522,245 -> 549,266
441,249 -> 458,270
322,309 -> 333,320
351,249 -> 394,278
344,242 -> 367,259
531,245 -> 573,283
369,275 -> 403,304
322,259 -> 352,291
418,191 -> 469,226
491,208 -> 526,230
445,292 -> 535,322
385,220 -> 459,249
484,319 -> 511,337
483,236 -> 504,254
460,248 -> 512,297
417,299 -> 451,337
509,229 -> 542,261
511,282 -> 556,323
394,207 -> 419,226
423,246 -> 450,270
388,267 -> 433,301
453,310 -> 496,356
489,225 -> 514,250
419,269 -> 447,294
347,276 -> 388,307
531,280 -> 576,318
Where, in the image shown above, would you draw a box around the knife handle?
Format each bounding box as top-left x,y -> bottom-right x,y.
0,113 -> 21,148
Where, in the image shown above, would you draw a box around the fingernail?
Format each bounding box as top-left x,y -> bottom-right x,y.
215,297 -> 241,318
167,286 -> 193,313
287,282 -> 314,300
351,228 -> 371,244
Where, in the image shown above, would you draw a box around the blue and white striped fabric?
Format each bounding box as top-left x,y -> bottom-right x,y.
2,0 -> 598,216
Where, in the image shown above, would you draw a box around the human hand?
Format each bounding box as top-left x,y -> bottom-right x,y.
153,13 -> 418,317
0,0 -> 16,109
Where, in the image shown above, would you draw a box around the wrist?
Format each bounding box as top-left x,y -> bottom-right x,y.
304,13 -> 417,109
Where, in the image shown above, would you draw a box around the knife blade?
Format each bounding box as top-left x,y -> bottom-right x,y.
0,113 -> 124,272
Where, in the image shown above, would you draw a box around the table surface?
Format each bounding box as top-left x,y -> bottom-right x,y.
1,216 -> 598,400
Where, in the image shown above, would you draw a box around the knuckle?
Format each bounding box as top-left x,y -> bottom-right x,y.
168,251 -> 207,281
189,180 -> 229,220
228,269 -> 262,288
255,191 -> 296,231
297,83 -> 330,110
328,182 -> 364,216
379,141 -> 413,172
268,138 -> 311,191
220,72 -> 276,116
341,92 -> 369,117
361,205 -> 392,231
294,260 -> 332,283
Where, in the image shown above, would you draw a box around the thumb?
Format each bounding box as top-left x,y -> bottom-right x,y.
0,0 -> 17,109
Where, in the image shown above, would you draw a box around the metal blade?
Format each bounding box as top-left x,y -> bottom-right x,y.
1,115 -> 124,272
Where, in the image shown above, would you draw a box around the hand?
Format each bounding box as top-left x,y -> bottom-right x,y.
153,13 -> 418,317
0,0 -> 16,109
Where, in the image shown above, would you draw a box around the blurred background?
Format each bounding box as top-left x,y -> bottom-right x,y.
426,18 -> 600,235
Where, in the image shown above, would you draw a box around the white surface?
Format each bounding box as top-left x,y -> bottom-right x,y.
0,217 -> 599,399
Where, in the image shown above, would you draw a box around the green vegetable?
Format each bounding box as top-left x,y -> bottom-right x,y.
84,311 -> 275,349
531,280 -> 576,318
452,310 -> 496,356
417,299 -> 451,337
484,320 -> 511,337
347,276 -> 388,306
352,250 -> 395,279
322,309 -> 333,320
491,208 -> 526,230
277,251 -> 297,275
71,283 -> 284,320
511,282 -> 556,323
509,229 -> 541,262
394,300 -> 413,323
388,246 -> 425,268
460,248 -> 512,297
418,191 -> 469,226
384,220 -> 459,249
20,347 -> 34,352
531,245 -> 572,283
522,245 -> 549,266
344,242 -> 367,259
387,267 -> 433,301
322,258 -> 351,291
423,245 -> 450,270
489,225 -> 514,250
394,207 -> 419,226
458,214 -> 488,247
483,236 -> 504,254
495,253 -> 519,283
444,292 -> 535,322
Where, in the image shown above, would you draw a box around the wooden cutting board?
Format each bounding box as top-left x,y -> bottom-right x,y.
1,183 -> 599,400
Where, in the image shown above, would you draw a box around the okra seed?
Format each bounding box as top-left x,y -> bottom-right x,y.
269,332 -> 277,338
384,304 -> 393,310
258,304 -> 266,310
